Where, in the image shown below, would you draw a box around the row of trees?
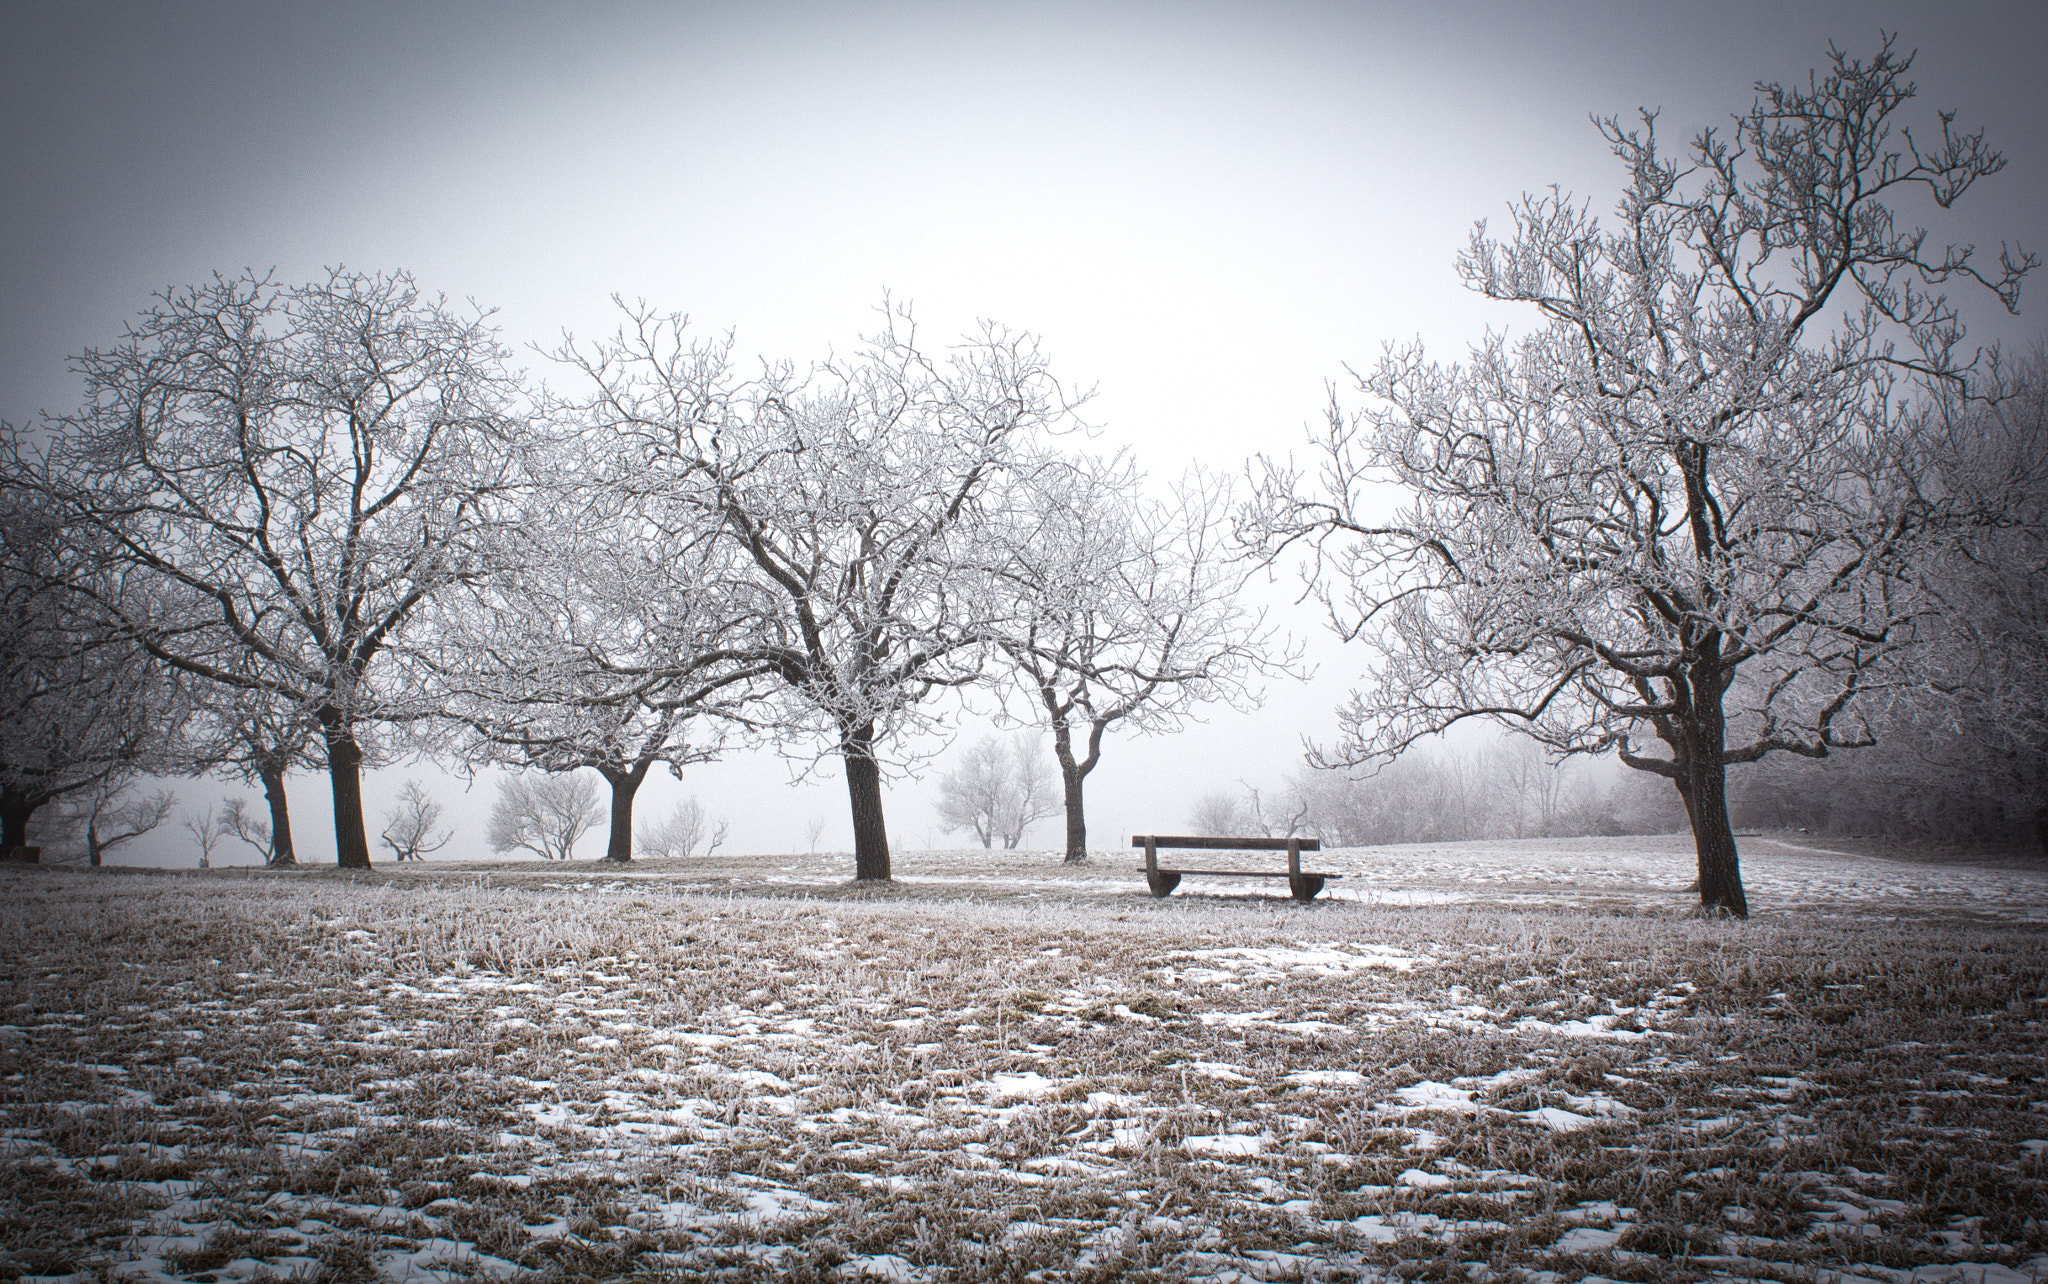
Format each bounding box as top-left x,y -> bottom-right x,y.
26,781 -> 314,869
1,284 -> 1289,878
7,41 -> 2037,917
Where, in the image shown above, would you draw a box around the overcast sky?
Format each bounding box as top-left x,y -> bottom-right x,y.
6,1 -> 2045,866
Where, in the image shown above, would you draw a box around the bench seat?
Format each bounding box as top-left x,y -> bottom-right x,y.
1131,834 -> 1340,902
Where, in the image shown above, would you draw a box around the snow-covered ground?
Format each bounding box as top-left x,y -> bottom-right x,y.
2,835 -> 2044,1282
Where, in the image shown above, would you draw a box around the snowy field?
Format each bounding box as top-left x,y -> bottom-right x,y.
2,834 -> 2045,1283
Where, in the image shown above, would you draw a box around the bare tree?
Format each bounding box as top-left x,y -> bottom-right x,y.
994,456 -> 1300,861
487,772 -> 602,861
804,816 -> 827,854
220,797 -> 275,864
935,735 -> 1059,849
0,484 -> 189,857
182,807 -> 223,869
27,270 -> 528,870
563,302 -> 1082,880
381,779 -> 454,862
190,685 -> 321,867
1187,791 -> 1252,837
33,783 -> 178,867
636,797 -> 711,859
86,786 -> 176,867
1245,39 -> 2033,915
936,741 -> 1005,848
1242,785 -> 1312,839
427,455 -> 768,864
1491,738 -> 1569,839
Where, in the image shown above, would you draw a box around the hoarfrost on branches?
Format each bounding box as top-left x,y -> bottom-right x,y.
992,455 -> 1299,861
380,779 -> 454,862
22,269 -> 530,868
558,300 -> 1086,880
487,772 -> 603,861
1244,38 -> 2035,915
934,735 -> 1059,850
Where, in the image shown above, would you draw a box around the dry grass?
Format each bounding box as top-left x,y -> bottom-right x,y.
1,840 -> 2044,1282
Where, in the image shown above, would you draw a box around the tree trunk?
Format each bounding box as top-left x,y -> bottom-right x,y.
1631,685 -> 1744,915
319,710 -> 373,870
842,721 -> 891,881
1671,771 -> 1698,838
1051,721 -> 1087,862
1672,683 -> 1746,916
1047,712 -> 1107,864
598,760 -> 654,863
262,764 -> 297,867
1,788 -> 35,860
1686,753 -> 1747,916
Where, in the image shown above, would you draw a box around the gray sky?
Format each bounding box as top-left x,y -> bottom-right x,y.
6,1 -> 2045,865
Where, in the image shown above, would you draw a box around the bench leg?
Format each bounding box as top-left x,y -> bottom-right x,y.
1147,870 -> 1181,898
1289,874 -> 1325,903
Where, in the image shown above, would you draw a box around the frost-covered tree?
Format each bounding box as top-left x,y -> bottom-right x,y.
487,772 -> 602,861
993,456 -> 1297,861
182,806 -> 224,869
637,797 -> 725,859
86,787 -> 177,868
1187,790 -> 1252,838
562,303 -> 1083,880
381,779 -> 454,861
27,270 -> 528,869
935,736 -> 1058,849
0,484 -> 188,857
189,684 -> 321,867
427,441 -> 768,864
1246,39 -> 2033,915
32,782 -> 178,867
1491,737 -> 1570,839
220,797 -> 277,865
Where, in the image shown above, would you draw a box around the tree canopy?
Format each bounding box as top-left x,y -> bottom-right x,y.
1246,38 -> 2035,914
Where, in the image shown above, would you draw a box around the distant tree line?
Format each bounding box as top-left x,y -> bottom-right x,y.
1187,740 -> 1686,849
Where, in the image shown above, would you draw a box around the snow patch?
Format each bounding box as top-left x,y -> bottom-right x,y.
1185,1133 -> 1266,1156
1283,1069 -> 1371,1089
1387,1081 -> 1480,1114
1519,1106 -> 1601,1132
980,1071 -> 1060,1100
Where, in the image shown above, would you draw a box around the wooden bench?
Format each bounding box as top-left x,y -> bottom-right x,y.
1132,834 -> 1340,902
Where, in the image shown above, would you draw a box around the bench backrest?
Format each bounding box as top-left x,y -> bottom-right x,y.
1130,835 -> 1322,852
